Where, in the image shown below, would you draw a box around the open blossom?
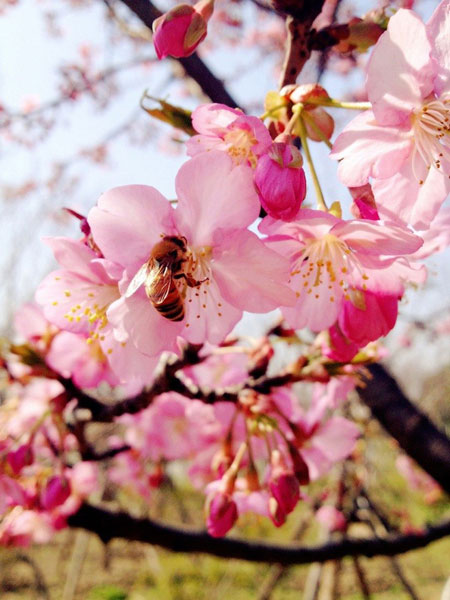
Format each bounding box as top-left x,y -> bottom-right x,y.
187,104 -> 272,167
331,3 -> 450,230
35,237 -> 158,387
153,0 -> 214,59
259,209 -> 423,332
89,152 -> 295,357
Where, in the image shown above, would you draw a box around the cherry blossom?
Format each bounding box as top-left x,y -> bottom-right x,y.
187,104 -> 272,167
331,4 -> 450,230
89,152 -> 295,357
259,209 -> 423,332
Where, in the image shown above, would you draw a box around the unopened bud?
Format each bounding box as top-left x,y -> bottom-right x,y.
7,444 -> 34,475
41,476 -> 71,510
153,0 -> 214,60
206,491 -> 238,537
268,496 -> 286,527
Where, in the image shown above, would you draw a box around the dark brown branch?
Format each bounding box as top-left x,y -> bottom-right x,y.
117,0 -> 238,107
277,1 -> 326,87
357,364 -> 450,496
68,503 -> 450,565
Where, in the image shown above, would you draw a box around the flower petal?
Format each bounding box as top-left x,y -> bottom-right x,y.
367,9 -> 434,125
88,185 -> 176,270
331,111 -> 412,187
174,152 -> 259,246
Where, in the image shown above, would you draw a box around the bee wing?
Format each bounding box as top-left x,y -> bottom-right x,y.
146,261 -> 174,305
125,262 -> 150,298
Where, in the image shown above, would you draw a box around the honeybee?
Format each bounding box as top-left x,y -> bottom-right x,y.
125,235 -> 204,322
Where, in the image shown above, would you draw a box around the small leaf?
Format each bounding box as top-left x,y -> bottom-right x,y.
140,93 -> 195,136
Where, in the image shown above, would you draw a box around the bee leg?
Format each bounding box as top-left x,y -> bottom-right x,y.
174,273 -> 208,287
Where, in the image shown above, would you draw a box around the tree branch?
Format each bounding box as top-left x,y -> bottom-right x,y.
357,363 -> 450,496
68,503 -> 450,565
116,0 -> 238,107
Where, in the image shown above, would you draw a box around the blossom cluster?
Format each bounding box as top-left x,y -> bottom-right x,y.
1,0 -> 449,542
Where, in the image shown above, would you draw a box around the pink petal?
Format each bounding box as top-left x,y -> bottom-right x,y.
331,111 -> 412,186
35,270 -> 119,334
181,277 -> 242,345
191,103 -> 242,135
332,219 -> 423,256
312,417 -> 359,462
427,0 -> 450,96
174,152 -> 259,246
373,159 -> 450,230
43,238 -> 99,277
211,229 -> 296,313
107,295 -> 181,357
367,9 -> 434,125
88,185 -> 176,269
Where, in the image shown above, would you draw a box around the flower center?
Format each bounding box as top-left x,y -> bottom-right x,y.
223,127 -> 258,167
413,94 -> 450,182
292,234 -> 366,302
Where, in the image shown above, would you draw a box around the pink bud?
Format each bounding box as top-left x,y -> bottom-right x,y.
254,142 -> 306,221
41,476 -> 71,510
268,496 -> 286,527
269,450 -> 300,515
287,444 -> 310,485
152,0 -> 214,60
7,444 -> 34,475
206,491 -> 238,537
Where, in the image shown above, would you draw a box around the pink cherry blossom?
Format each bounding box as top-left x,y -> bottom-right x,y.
35,237 -> 158,387
0,507 -> 54,547
187,104 -> 272,167
153,0 -> 214,60
331,4 -> 450,230
89,152 -> 295,357
46,330 -> 120,389
118,392 -> 222,462
259,209 -> 423,332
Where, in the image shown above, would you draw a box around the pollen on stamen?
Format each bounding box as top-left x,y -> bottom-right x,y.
64,290 -> 71,297
107,349 -> 113,354
52,301 -> 58,306
54,277 -> 61,281
196,315 -> 200,319
218,312 -> 222,317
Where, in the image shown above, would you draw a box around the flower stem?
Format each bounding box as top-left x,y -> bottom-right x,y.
304,98 -> 372,110
296,108 -> 328,212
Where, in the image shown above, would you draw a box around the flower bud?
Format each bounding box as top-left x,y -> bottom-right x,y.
40,476 -> 71,511
7,444 -> 34,475
153,0 -> 214,59
287,444 -> 310,485
206,491 -> 238,537
254,142 -> 306,221
268,496 -> 287,527
269,450 -> 300,515
284,84 -> 334,142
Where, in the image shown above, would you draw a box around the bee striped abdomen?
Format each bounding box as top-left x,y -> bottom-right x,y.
155,282 -> 184,321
